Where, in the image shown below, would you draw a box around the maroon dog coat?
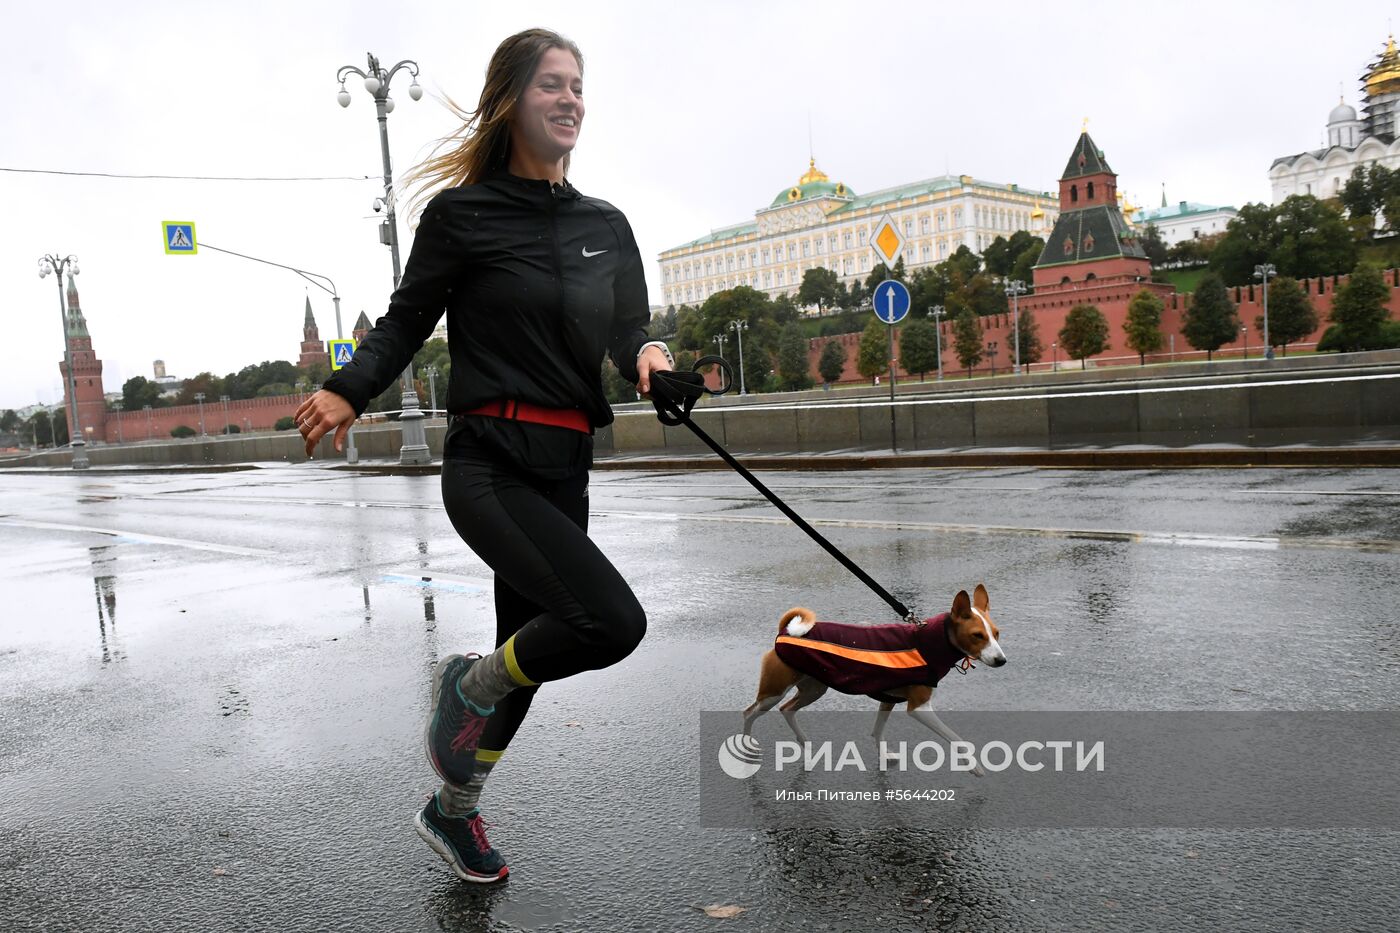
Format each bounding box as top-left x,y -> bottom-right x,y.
774,612 -> 964,702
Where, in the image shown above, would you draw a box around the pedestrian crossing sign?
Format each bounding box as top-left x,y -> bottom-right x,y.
162,221 -> 197,254
328,339 -> 357,371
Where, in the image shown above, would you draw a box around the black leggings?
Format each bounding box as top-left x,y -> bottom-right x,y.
440,451 -> 646,752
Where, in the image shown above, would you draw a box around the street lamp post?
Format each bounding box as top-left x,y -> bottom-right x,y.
1004,280 -> 1027,375
1052,341 -> 1059,372
113,400 -> 123,445
1241,325 -> 1248,361
337,51 -> 430,465
1253,263 -> 1276,360
986,341 -> 998,376
143,404 -> 153,441
424,365 -> 439,415
194,392 -> 207,436
220,394 -> 230,434
37,253 -> 88,469
713,333 -> 727,362
929,305 -> 945,381
729,320 -> 748,394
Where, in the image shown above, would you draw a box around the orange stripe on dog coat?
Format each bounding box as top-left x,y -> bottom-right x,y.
774,636 -> 926,670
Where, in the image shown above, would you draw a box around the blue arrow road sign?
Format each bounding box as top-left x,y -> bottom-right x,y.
873,279 -> 910,324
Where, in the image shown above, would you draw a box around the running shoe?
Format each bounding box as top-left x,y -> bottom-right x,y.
425,653 -> 495,785
414,795 -> 509,883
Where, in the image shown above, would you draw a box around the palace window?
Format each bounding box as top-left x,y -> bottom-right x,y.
1083,233 -> 1095,252
922,244 -> 931,260
904,220 -> 913,236
937,212 -> 946,231
1070,184 -> 1078,203
1087,182 -> 1095,200
787,243 -> 796,260
1063,237 -> 1074,256
764,272 -> 772,287
802,241 -> 810,258
843,231 -> 852,249
858,228 -> 868,244
761,248 -> 770,265
920,215 -> 930,233
953,208 -> 962,227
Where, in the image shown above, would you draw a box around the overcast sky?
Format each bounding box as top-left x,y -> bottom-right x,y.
3,0 -> 1393,409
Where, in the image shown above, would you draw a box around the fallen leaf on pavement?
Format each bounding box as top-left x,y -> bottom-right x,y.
699,904 -> 747,919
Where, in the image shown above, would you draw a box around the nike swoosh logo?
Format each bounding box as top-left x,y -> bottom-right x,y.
581,247 -> 608,258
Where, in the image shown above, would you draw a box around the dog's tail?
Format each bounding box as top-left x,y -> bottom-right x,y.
779,607 -> 816,638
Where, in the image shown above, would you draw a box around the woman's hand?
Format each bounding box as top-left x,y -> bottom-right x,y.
636,345 -> 673,397
294,389 -> 356,458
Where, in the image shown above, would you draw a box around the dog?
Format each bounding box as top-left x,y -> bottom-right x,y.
742,585 -> 1005,775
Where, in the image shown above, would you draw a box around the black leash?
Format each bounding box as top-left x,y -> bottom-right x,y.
650,358 -> 918,624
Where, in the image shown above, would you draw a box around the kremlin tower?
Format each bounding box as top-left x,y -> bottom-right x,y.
298,296 -> 330,370
59,273 -> 107,445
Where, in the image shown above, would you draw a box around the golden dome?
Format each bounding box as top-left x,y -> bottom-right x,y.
1365,35 -> 1400,95
798,158 -> 829,186
1031,206 -> 1045,219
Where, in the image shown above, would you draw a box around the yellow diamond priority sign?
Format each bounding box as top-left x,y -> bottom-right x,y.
870,214 -> 905,269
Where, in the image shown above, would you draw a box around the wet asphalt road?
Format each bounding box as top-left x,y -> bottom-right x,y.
2,463 -> 1399,932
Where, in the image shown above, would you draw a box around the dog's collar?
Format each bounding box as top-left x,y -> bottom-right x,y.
944,614 -> 977,674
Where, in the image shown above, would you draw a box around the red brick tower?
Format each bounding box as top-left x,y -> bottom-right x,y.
1019,130 -> 1174,346
298,296 -> 329,370
352,310 -> 372,344
58,273 -> 107,444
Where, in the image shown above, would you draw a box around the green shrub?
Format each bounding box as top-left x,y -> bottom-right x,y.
274,416 -> 296,431
170,425 -> 195,438
222,424 -> 241,434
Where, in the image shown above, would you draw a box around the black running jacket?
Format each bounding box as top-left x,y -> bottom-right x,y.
322,169 -> 651,429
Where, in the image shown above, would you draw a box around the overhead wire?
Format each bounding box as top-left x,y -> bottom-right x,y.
1,166 -> 374,182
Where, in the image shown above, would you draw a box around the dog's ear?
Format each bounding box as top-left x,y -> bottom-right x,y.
951,589 -> 971,619
974,584 -> 989,612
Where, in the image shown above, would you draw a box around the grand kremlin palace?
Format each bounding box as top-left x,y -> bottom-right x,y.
657,160 -> 1061,307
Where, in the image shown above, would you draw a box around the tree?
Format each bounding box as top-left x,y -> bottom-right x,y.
798,267 -> 843,312
1010,307 -> 1044,366
121,376 -> 167,411
1058,304 -> 1111,369
856,318 -> 890,384
647,306 -> 678,339
983,230 -> 1044,279
1257,276 -> 1318,355
175,371 -> 225,406
1322,265 -> 1391,352
1140,223 -> 1169,267
275,416 -> 296,431
1181,273 -> 1240,360
1341,163 -> 1400,236
1210,196 -> 1357,285
863,258 -> 908,294
817,340 -> 846,386
1123,290 -> 1166,364
1008,236 -> 1045,285
0,409 -> 18,432
898,318 -> 940,381
952,306 -> 984,378
600,359 -> 637,404
776,323 -> 814,391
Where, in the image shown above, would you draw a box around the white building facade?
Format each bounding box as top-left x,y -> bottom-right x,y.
657,160 -> 1058,307
1270,35 -> 1400,203
1134,200 -> 1238,246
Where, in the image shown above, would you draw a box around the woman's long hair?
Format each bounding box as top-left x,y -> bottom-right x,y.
403,28 -> 583,221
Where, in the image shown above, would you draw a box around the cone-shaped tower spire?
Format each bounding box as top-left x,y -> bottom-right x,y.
65,273 -> 90,339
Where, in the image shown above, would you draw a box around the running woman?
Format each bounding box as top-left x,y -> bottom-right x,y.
294,28 -> 671,883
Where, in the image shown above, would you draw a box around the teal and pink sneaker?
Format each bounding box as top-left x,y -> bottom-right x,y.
425,653 -> 495,785
414,795 -> 508,883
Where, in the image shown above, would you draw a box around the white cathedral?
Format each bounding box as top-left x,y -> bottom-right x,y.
1269,34 -> 1400,203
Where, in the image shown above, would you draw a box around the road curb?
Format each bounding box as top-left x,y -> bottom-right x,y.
325,446 -> 1400,475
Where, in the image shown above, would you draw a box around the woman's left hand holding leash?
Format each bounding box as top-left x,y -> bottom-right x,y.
636,345 -> 673,398
294,389 -> 356,458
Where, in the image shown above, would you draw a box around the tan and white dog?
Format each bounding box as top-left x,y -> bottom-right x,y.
742,585 -> 1006,774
